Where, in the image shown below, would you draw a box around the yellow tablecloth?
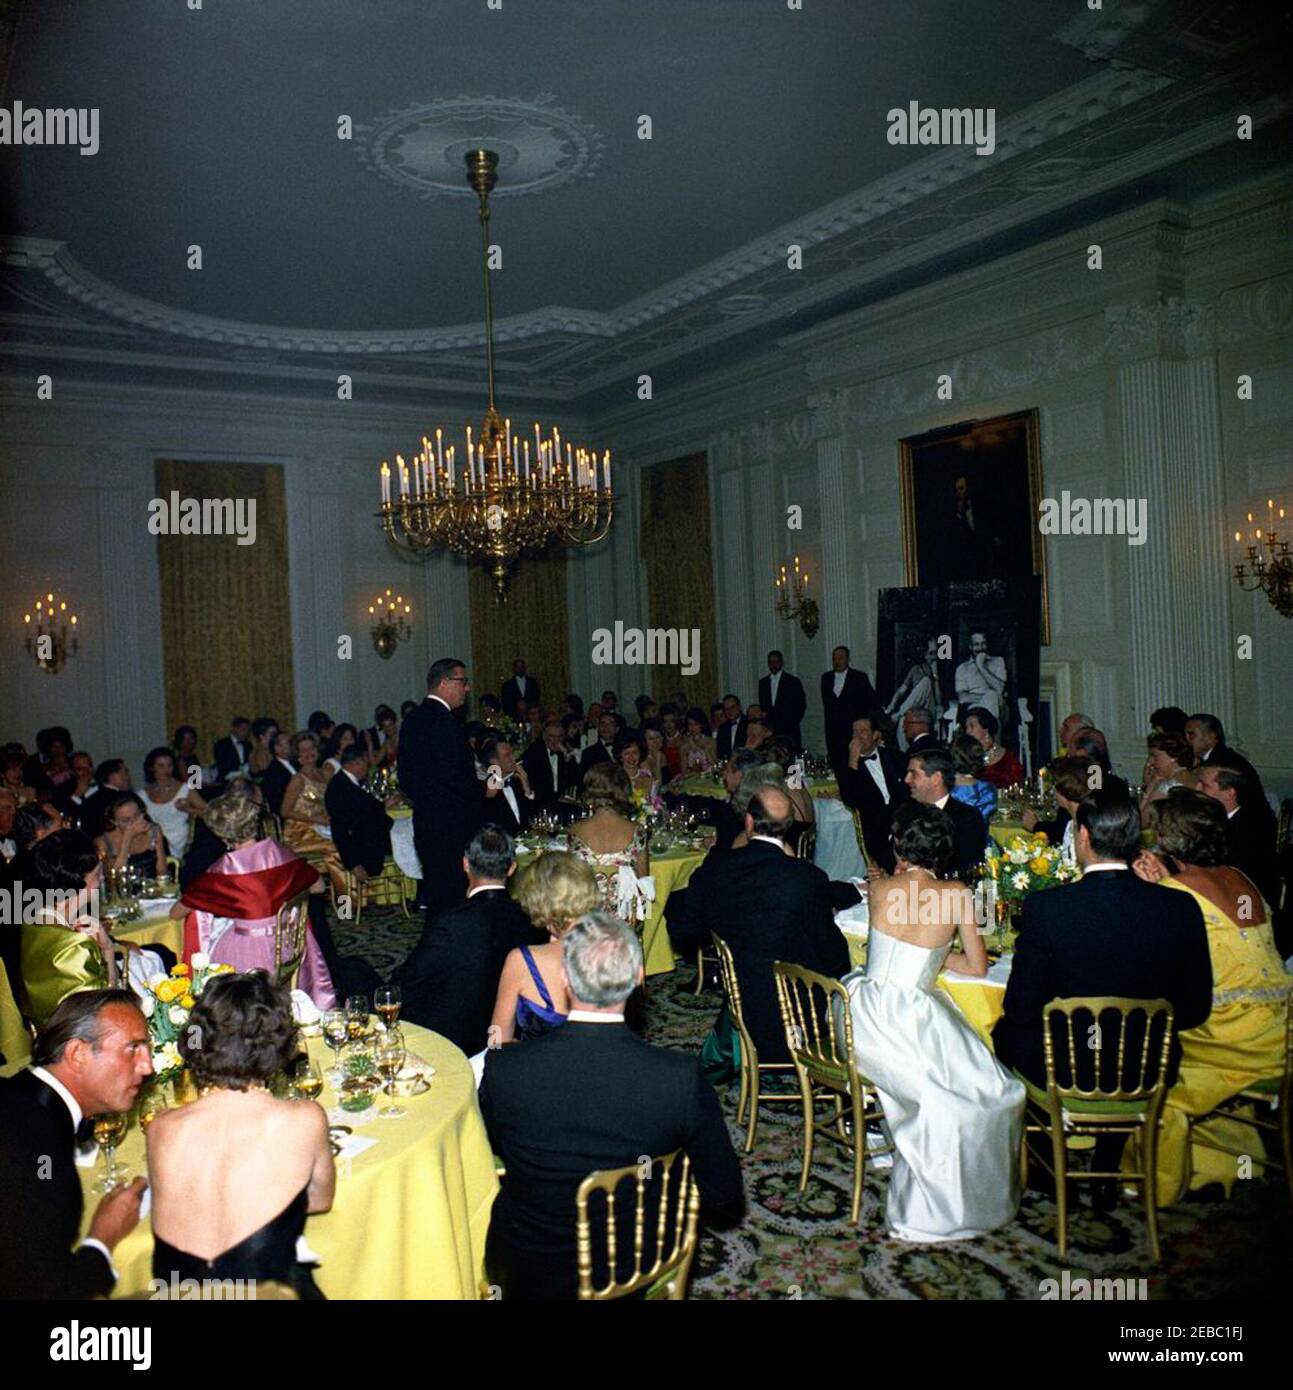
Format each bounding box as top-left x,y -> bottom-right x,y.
79,1022 -> 498,1300
989,817 -> 1154,851
839,929 -> 1006,1047
515,840 -> 705,976
677,774 -> 839,801
114,900 -> 184,959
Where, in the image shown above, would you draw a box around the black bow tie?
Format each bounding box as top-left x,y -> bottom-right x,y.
74,1117 -> 95,1145
860,753 -> 879,763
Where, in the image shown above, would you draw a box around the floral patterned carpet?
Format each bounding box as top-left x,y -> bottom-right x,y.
334,904 -> 1288,1301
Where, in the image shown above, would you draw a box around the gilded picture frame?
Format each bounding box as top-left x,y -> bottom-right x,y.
898,408 -> 1049,644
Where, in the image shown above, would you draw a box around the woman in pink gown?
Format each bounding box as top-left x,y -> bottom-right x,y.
174,793 -> 337,1009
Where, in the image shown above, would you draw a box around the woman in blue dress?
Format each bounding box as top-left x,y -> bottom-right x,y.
949,734 -> 998,825
490,851 -> 601,1043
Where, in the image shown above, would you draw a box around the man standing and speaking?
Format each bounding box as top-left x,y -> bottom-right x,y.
399,658 -> 499,919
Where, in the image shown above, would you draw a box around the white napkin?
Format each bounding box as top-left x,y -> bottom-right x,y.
291,990 -> 321,1025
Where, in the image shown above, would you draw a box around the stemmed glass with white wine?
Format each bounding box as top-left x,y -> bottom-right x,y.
374,985 -> 401,1031
90,1111 -> 130,1194
376,1028 -> 407,1120
293,1058 -> 324,1102
322,1009 -> 349,1087
345,995 -> 370,1040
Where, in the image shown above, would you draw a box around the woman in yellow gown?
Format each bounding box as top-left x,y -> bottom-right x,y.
1129,791 -> 1290,1205
280,731 -> 347,897
19,829 -> 117,1029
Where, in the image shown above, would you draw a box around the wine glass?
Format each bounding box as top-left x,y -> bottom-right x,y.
322,1009 -> 349,1086
90,1111 -> 129,1194
345,995 -> 370,1041
293,1058 -> 324,1102
137,1086 -> 169,1134
376,1028 -> 407,1120
374,985 -> 401,1031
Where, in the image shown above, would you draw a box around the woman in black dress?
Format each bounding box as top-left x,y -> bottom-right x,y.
146,972 -> 334,1298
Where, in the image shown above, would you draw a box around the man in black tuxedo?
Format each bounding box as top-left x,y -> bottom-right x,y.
260,731 -> 296,818
1197,764 -> 1279,907
669,787 -> 850,1065
394,827 -> 544,1057
994,789 -> 1212,1094
501,659 -> 539,722
714,693 -> 748,760
901,708 -> 941,756
399,658 -> 499,920
478,739 -> 536,836
480,913 -> 742,1300
521,720 -> 579,813
903,744 -> 986,881
213,716 -> 251,782
0,990 -> 151,1299
1186,714 -> 1268,808
578,711 -> 619,777
758,651 -> 807,751
837,713 -> 909,872
325,743 -> 393,880
821,646 -> 877,777
79,759 -> 132,839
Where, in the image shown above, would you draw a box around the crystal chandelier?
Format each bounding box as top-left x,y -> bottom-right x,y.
377,149 -> 614,600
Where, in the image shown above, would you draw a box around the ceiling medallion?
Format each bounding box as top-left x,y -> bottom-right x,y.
357,95 -> 603,200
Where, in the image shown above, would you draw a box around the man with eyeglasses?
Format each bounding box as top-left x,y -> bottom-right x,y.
398,658 -> 500,919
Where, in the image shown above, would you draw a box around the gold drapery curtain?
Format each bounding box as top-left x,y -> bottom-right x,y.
468,549 -> 570,714
155,460 -> 296,758
639,453 -> 718,702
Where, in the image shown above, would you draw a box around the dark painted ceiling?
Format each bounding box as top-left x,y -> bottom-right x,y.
0,0 -> 1289,412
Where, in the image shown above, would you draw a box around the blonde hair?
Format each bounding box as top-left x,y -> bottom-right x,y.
580,761 -> 635,819
203,792 -> 261,847
289,730 -> 318,761
515,851 -> 601,937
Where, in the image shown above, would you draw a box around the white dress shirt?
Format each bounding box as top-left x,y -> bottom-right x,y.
769,670 -> 782,704
858,751 -> 890,805
567,1010 -> 625,1023
833,670 -> 847,698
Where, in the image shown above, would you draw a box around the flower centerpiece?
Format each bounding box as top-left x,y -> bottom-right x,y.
630,784 -> 665,830
141,954 -> 236,1085
979,832 -> 1079,936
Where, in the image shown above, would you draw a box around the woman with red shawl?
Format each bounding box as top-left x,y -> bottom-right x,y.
172,792 -> 337,1008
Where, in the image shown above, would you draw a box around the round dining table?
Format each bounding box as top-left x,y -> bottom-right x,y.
77,1021 -> 498,1300
112,897 -> 185,959
514,835 -> 705,976
676,773 -> 840,801
835,901 -> 1010,1046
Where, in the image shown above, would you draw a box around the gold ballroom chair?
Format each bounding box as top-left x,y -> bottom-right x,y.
574,1148 -> 701,1300
713,935 -> 798,1152
773,960 -> 890,1226
1016,996 -> 1174,1261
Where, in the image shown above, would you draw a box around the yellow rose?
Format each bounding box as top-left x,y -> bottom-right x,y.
1028,856 -> 1052,877
180,995 -> 195,1009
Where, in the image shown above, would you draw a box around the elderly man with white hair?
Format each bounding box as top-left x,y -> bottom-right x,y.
479,912 -> 743,1300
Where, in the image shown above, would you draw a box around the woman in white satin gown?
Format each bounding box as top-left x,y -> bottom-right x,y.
849,802 -> 1024,1242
